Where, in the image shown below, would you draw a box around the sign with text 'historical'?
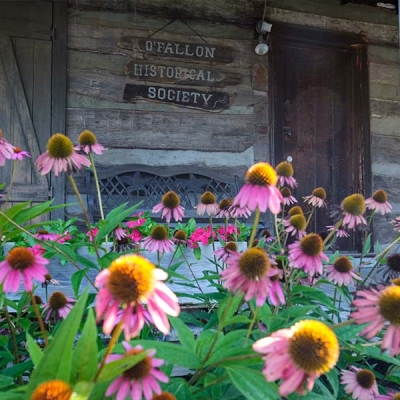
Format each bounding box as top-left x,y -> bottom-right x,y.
125,61 -> 241,87
118,37 -> 235,63
123,84 -> 232,112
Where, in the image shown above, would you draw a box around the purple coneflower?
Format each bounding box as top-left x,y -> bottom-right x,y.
152,191 -> 185,223
34,229 -> 59,241
325,256 -> 361,286
341,194 -> 367,230
233,162 -> 283,214
280,187 -> 297,206
214,241 -> 238,263
276,160 -> 297,188
171,230 -> 189,246
42,291 -> 75,322
195,191 -> 219,216
114,226 -> 127,241
12,147 -> 30,160
288,205 -> 304,217
0,247 -> 49,293
303,187 -> 327,208
268,268 -> 285,306
220,247 -> 276,306
340,367 -> 379,400
216,198 -> 233,218
380,253 -> 400,281
327,225 -> 350,238
228,203 -> 252,219
351,283 -> 400,356
288,233 -> 328,277
253,320 -> 339,397
0,129 -> 14,166
365,189 -> 392,215
142,225 -> 174,254
36,133 -> 90,176
105,342 -> 168,400
75,129 -> 106,155
376,393 -> 400,400
95,254 -> 180,339
283,214 -> 307,239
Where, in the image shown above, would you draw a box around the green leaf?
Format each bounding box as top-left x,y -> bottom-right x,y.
70,381 -> 94,400
26,290 -> 89,396
193,246 -> 202,261
26,333 -> 43,366
12,199 -> 54,225
0,374 -> 14,389
163,378 -> 192,400
169,316 -> 196,352
71,268 -> 90,298
291,285 -> 335,308
217,293 -> 243,324
362,233 -> 372,256
225,366 -> 280,400
71,309 -> 98,383
96,351 -> 148,383
325,368 -> 339,398
1,360 -> 33,377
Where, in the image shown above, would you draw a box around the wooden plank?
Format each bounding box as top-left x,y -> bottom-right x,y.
51,2 -> 68,219
0,36 -> 49,186
0,19 -> 52,41
66,108 -> 254,152
0,2 -> 52,25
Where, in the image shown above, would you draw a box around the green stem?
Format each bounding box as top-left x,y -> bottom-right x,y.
181,250 -> 204,294
244,305 -> 259,345
29,291 -> 48,347
305,207 -> 315,229
323,219 -> 343,246
88,154 -> 105,221
248,208 -> 261,249
67,174 -> 101,259
274,213 -> 283,254
330,318 -> 356,330
359,211 -> 375,267
94,321 -> 123,382
4,160 -> 17,208
0,211 -> 98,291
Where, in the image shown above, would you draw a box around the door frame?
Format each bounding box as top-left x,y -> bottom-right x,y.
269,23 -> 371,200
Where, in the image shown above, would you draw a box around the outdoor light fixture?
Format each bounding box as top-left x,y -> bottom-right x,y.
255,20 -> 272,56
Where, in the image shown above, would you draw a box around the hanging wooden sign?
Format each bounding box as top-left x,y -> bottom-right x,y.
123,84 -> 232,112
118,37 -> 235,63
125,61 -> 242,87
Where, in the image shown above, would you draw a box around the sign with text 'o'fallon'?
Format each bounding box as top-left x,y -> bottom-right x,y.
123,84 -> 232,112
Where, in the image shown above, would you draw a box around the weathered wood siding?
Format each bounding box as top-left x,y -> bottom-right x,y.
67,0 -> 400,245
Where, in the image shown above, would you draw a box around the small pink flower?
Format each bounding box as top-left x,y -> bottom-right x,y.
341,194 -> 367,230
188,226 -> 215,248
0,247 -> 49,293
129,230 -> 143,242
34,230 -> 59,241
31,244 -> 45,256
105,342 -> 168,400
95,254 -> 180,339
11,147 -> 30,160
351,284 -> 400,356
86,227 -> 99,242
216,225 -> 238,241
152,191 -> 185,223
276,161 -> 297,189
220,247 -> 276,306
56,232 -> 72,243
327,225 -> 350,238
234,163 -> 282,214
126,217 -> 147,229
42,291 -> 76,323
325,256 -> 361,286
195,191 -> 219,217
0,131 -> 14,166
142,226 -> 174,253
340,366 -> 379,400
280,187 -> 297,206
365,189 -> 392,215
303,187 -> 327,208
288,234 -> 328,277
75,129 -> 106,155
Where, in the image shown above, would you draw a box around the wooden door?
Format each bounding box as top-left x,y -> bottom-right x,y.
271,24 -> 371,249
0,1 -> 66,218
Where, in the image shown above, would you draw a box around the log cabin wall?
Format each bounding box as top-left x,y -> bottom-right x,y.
66,0 -> 399,245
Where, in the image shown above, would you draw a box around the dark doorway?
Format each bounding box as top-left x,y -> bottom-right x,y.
0,1 -> 67,219
270,24 -> 371,249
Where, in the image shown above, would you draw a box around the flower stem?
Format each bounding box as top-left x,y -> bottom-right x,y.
181,250 -> 204,294
29,291 -> 48,347
67,174 -> 101,259
88,154 -> 105,221
94,321 -> 123,382
244,305 -> 259,345
248,208 -> 261,248
323,219 -> 343,246
330,318 -> 356,330
305,207 -> 315,229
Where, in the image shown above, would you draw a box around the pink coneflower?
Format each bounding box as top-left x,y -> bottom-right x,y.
233,163 -> 282,214
114,226 -> 127,241
341,194 -> 367,230
34,230 -> 59,241
351,284 -> 400,356
142,226 -> 174,254
105,342 -> 168,400
376,392 -> 400,400
214,242 -> 238,263
303,187 -> 327,208
75,129 -> 106,155
36,133 -> 90,176
380,253 -> 400,281
260,229 -> 275,243
55,232 -> 72,243
0,129 -> 14,166
42,273 -> 60,287
216,198 -> 233,218
268,268 -> 285,306
0,247 -> 49,293
325,256 -> 361,286
42,291 -> 75,323
391,217 -> 400,232
228,203 -> 252,219
195,191 -> 219,216
288,233 -> 328,277
95,254 -> 180,339
152,191 -> 185,223
365,189 -> 392,215
327,225 -> 350,238
12,147 -> 30,160
283,214 -> 307,239
220,247 -> 276,306
253,320 -> 339,397
172,230 -> 189,246
276,161 -> 297,188
280,187 -> 297,206
340,367 -> 379,400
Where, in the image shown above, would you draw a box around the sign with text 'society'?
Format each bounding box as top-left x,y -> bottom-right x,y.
123,84 -> 232,112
